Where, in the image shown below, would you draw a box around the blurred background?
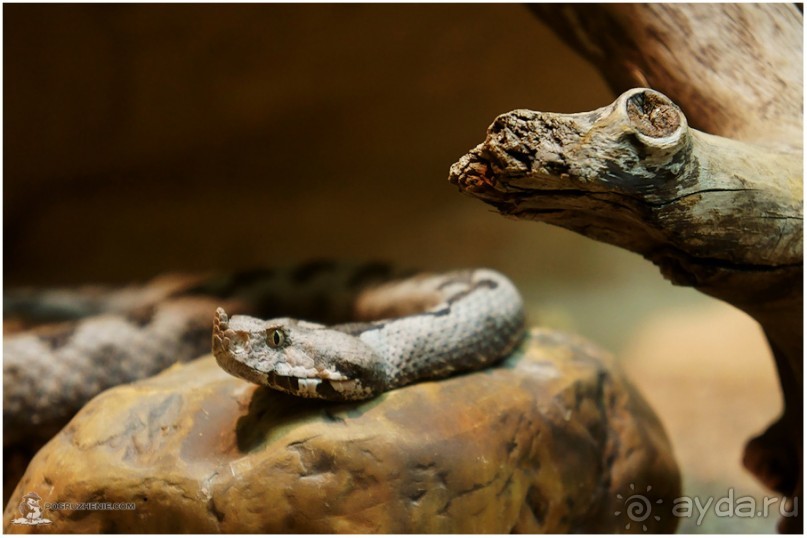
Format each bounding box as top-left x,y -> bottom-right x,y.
4,4 -> 781,532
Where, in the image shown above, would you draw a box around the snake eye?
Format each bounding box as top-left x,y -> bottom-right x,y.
266,327 -> 286,348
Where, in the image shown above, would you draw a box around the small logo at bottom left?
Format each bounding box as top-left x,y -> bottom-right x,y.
12,492 -> 52,526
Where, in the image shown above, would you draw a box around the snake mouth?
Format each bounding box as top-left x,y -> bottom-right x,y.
262,372 -> 372,401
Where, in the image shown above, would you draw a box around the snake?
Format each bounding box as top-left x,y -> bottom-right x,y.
212,268 -> 525,401
4,262 -> 525,445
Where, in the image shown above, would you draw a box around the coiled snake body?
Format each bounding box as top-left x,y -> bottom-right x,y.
5,263 -> 525,443
213,268 -> 525,400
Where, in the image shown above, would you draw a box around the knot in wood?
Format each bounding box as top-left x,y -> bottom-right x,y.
626,90 -> 680,138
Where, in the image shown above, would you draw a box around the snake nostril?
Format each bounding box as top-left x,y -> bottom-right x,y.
228,330 -> 250,354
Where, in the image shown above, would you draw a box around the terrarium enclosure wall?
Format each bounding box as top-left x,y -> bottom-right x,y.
4,4 -> 782,532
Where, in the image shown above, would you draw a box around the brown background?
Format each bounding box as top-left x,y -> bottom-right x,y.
4,4 -> 781,532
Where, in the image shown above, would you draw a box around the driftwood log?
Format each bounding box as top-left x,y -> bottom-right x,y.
449,4 -> 802,533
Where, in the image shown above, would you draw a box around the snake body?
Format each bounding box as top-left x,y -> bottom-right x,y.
212,269 -> 525,400
5,263 -> 525,443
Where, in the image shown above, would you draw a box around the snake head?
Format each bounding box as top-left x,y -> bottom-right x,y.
212,307 -> 386,401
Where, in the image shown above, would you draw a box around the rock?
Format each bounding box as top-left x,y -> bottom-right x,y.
4,329 -> 680,533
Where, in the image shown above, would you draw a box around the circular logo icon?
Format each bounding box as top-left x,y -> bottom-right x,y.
614,483 -> 663,532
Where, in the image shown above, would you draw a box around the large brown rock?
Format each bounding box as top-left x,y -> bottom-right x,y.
4,329 -> 680,533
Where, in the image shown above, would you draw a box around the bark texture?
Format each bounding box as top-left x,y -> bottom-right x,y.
531,4 -> 802,148
451,4 -> 802,533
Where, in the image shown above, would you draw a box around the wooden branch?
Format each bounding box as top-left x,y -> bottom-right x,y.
451,4 -> 802,532
450,88 -> 802,314
530,4 -> 802,148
